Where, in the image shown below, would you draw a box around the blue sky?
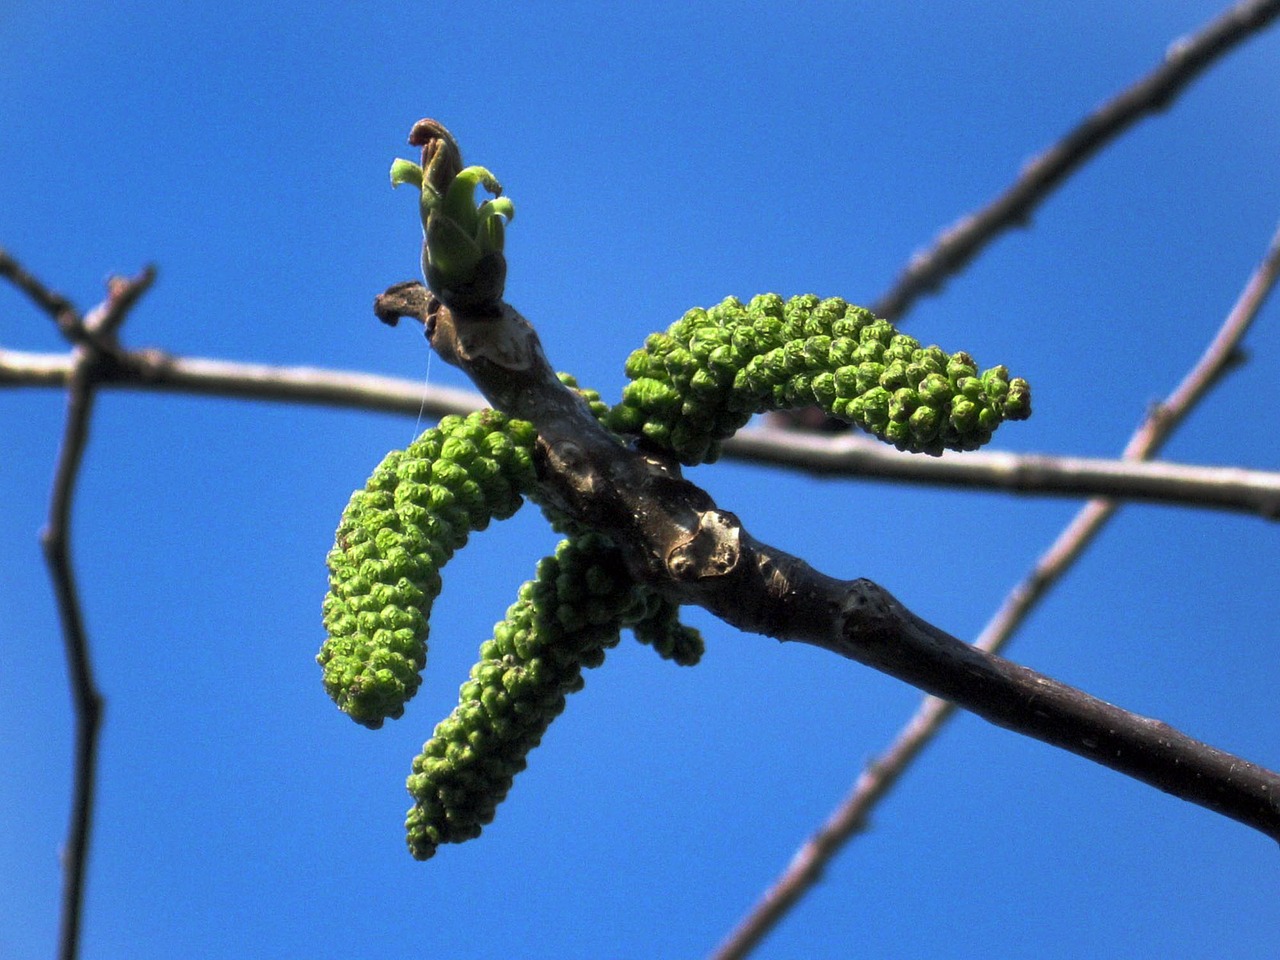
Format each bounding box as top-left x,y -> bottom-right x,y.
3,2 -> 1278,958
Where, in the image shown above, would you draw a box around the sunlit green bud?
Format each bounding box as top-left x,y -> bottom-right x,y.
947,352 -> 977,386
955,376 -> 982,402
908,404 -> 942,443
831,365 -> 858,397
855,362 -> 883,394
884,334 -> 921,363
919,344 -> 948,369
856,386 -> 892,428
747,292 -> 785,323
983,363 -> 1009,384
810,371 -> 838,407
668,308 -> 705,340
950,396 -> 978,432
689,326 -> 730,361
439,435 -> 477,466
645,331 -> 677,354
782,292 -> 819,328
784,374 -> 813,407
791,295 -> 828,335
689,367 -> 722,396
850,347 -> 884,377
1005,378 -> 1032,418
879,360 -> 911,392
663,347 -> 697,379
635,378 -> 683,413
860,320 -> 895,347
889,387 -> 918,421
730,325 -> 758,357
751,315 -> 787,350
918,372 -> 951,405
624,350 -> 657,381
829,304 -> 875,339
828,337 -> 857,367
777,339 -> 805,375
707,344 -> 739,380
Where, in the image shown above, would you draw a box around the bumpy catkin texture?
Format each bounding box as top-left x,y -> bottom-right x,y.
404,533 -> 650,860
608,293 -> 1031,464
319,410 -> 537,729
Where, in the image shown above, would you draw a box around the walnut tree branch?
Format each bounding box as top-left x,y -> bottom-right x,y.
25,263 -> 156,960
376,280 -> 1280,846
45,351 -> 103,960
710,218 -> 1280,960
870,0 -> 1280,321
4,346 -> 1279,518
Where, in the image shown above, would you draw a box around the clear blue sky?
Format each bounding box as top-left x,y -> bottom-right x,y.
3,2 -> 1278,958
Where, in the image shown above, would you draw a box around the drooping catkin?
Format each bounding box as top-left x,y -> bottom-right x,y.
609,293 -> 1031,464
404,533 -> 649,859
319,410 -> 537,728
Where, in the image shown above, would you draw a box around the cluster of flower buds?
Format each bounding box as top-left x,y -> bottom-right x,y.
319,410 -> 537,728
328,125 -> 1035,861
609,293 -> 1031,464
404,533 -> 650,859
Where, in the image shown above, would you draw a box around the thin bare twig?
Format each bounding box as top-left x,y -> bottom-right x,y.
724,430 -> 1280,518
0,346 -> 481,419
711,220 -> 1280,960
4,347 -> 1280,517
871,0 -> 1280,321
44,352 -> 103,960
9,257 -> 158,960
0,247 -> 79,334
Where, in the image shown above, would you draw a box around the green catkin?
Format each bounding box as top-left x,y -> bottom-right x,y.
319,410 -> 537,729
608,294 -> 1032,464
404,533 -> 649,860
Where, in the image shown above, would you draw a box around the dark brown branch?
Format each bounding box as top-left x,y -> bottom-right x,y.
5,346 -> 1280,518
11,260 -> 157,960
711,219 -> 1280,960
378,280 -> 1280,847
44,352 -> 103,960
0,247 -> 75,315
0,246 -> 81,338
870,0 -> 1280,320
